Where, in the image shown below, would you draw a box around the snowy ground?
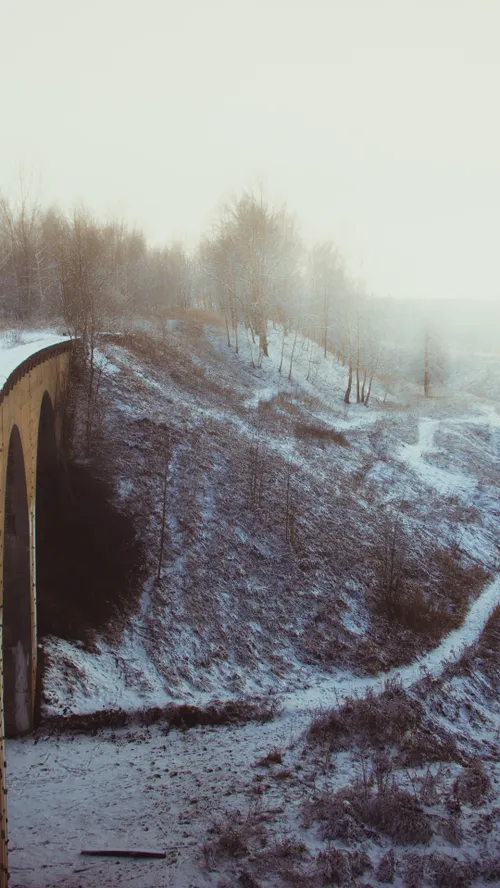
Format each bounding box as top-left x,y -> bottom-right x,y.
6,318 -> 500,886
40,322 -> 500,714
7,608 -> 500,887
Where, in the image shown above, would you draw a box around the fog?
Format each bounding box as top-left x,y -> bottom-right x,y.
2,0 -> 500,307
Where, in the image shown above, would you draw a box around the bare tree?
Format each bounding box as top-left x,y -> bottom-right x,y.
0,179 -> 45,320
206,189 -> 301,362
424,328 -> 430,397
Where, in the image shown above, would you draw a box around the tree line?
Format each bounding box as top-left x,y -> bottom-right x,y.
0,183 -> 442,402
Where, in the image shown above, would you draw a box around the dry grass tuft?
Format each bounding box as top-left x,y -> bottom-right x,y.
307,780 -> 433,846
308,679 -> 420,750
315,846 -> 372,885
203,811 -> 266,869
41,696 -> 281,735
376,847 -> 396,883
429,853 -> 475,888
307,679 -> 461,767
294,421 -> 349,447
255,747 -> 283,767
453,761 -> 491,807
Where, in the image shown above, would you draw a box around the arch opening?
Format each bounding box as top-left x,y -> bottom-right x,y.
3,426 -> 32,736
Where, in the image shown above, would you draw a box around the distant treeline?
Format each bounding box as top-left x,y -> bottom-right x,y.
0,185 -> 449,400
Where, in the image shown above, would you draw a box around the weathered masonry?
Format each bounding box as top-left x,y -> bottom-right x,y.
0,339 -> 72,885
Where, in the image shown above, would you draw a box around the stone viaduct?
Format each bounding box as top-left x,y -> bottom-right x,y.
0,337 -> 73,884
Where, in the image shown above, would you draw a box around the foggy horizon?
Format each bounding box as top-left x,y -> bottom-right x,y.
3,0 -> 500,304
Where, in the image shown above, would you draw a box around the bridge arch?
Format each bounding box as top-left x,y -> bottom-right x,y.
2,425 -> 32,736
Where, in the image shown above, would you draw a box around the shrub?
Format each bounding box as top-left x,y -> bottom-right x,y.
308,781 -> 433,845
453,761 -> 491,807
315,847 -> 371,885
429,853 -> 474,888
294,421 -> 349,446
376,848 -> 396,883
203,810 -> 266,868
255,747 -> 283,767
307,679 -> 461,766
307,679 -> 422,751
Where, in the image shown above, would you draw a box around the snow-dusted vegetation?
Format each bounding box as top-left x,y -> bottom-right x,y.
6,312 -> 500,888
2,181 -> 500,888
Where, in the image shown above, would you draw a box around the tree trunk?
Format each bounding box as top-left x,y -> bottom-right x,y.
344,356 -> 353,404
156,460 -> 169,581
224,308 -> 231,347
361,369 -> 367,403
260,319 -> 269,357
278,328 -> 286,375
323,287 -> 328,358
288,329 -> 298,381
364,372 -> 374,406
424,329 -> 430,397
356,326 -> 361,402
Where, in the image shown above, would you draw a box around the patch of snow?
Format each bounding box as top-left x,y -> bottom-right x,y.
0,332 -> 71,389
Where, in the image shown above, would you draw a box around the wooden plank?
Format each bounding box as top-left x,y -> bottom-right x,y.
81,849 -> 167,859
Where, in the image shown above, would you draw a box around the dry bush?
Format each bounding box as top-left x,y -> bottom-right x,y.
42,696 -> 280,735
203,824 -> 250,867
307,679 -> 422,751
373,516 -> 490,643
445,603 -> 500,683
266,837 -> 308,861
255,835 -> 309,883
399,550 -> 490,639
294,421 -> 349,447
255,748 -> 283,767
429,853 -> 475,888
438,816 -> 463,848
365,786 -> 433,844
119,328 -> 215,391
302,790 -> 366,843
433,549 -> 490,616
307,680 -> 461,768
398,724 -> 462,768
480,856 -> 500,882
403,853 -> 425,888
268,392 -> 303,417
315,847 -> 372,885
237,872 -> 262,888
376,848 -> 396,883
307,780 -> 432,846
453,761 -> 491,807
203,810 -> 266,869
392,587 -> 452,638
185,308 -> 226,328
419,765 -> 444,806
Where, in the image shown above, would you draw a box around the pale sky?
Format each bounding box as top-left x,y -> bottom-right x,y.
2,0 -> 500,303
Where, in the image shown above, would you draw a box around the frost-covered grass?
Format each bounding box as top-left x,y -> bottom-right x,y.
7,316 -> 500,887
39,317 -> 500,717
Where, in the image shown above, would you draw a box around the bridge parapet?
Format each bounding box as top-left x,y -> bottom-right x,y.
0,336 -> 74,885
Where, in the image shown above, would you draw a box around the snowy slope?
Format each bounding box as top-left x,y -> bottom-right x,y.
7,317 -> 500,888
40,319 -> 500,716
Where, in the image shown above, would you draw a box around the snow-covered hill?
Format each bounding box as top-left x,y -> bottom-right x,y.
8,316 -> 500,887
40,318 -> 500,717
